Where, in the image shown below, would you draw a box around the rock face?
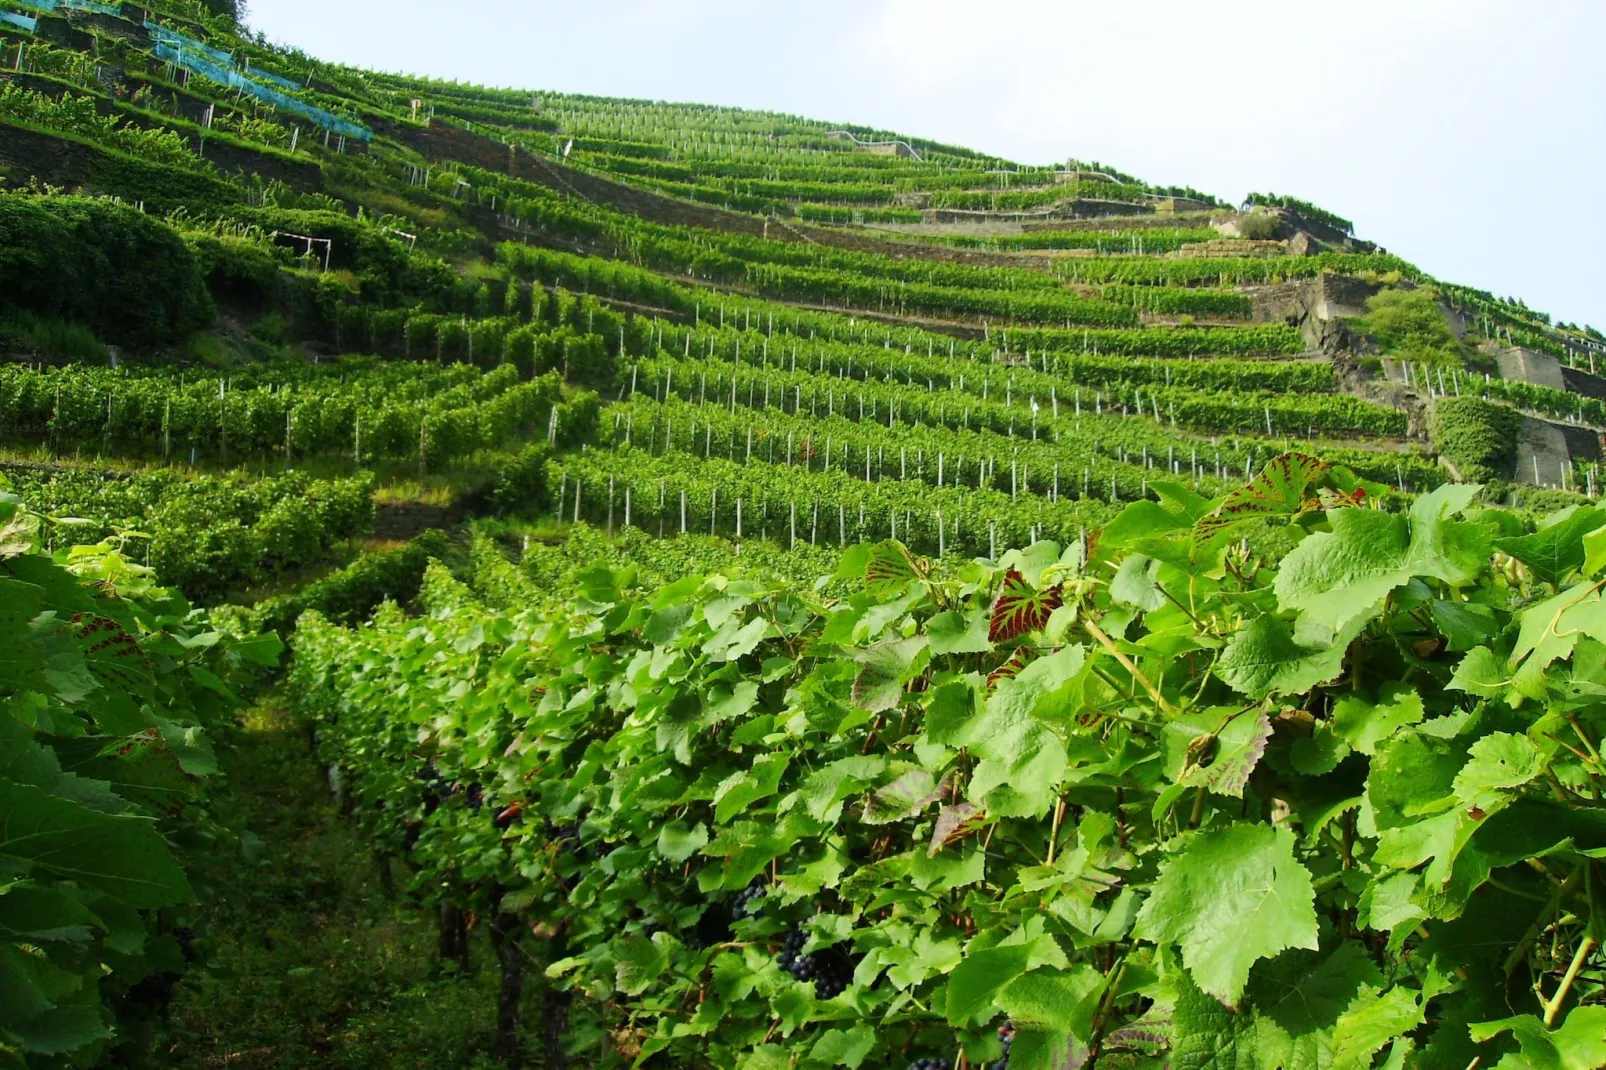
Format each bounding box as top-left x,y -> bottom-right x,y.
1286,231 -> 1318,256
1517,416 -> 1601,489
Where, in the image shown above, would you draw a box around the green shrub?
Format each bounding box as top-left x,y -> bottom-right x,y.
0,193 -> 212,346
250,530 -> 452,635
1235,210 -> 1280,240
1363,286 -> 1460,364
486,443 -> 551,517
1430,395 -> 1522,481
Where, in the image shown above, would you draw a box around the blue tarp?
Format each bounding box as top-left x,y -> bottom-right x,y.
154,41 -> 370,142
0,8 -> 37,29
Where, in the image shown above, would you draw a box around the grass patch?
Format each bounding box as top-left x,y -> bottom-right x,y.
154,695 -> 509,1069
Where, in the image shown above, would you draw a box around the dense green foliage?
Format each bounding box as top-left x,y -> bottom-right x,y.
1363,288 -> 1462,366
0,194 -> 211,346
0,496 -> 280,1067
1429,396 -> 1522,482
291,457 -> 1606,1068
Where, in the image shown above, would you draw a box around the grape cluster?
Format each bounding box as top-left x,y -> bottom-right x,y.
732,880 -> 767,918
907,1060 -> 953,1070
992,1023 -> 1015,1070
170,925 -> 197,963
775,930 -> 850,999
417,763 -> 445,812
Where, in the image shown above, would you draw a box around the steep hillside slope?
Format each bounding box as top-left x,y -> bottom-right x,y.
6,5 -> 1606,1070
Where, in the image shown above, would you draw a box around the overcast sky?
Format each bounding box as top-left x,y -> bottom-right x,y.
248,0 -> 1606,331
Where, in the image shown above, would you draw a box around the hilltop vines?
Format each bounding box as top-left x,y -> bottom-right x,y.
292,455 -> 1606,1068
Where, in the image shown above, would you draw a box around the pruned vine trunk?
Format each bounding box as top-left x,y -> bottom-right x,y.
489,910 -> 527,1069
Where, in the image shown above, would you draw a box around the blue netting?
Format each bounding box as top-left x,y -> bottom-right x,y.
12,0 -> 56,11
0,8 -> 38,29
61,0 -> 122,14
243,63 -> 302,93
146,22 -> 231,65
154,42 -> 370,142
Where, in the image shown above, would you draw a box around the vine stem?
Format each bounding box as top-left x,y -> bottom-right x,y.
1046,797 -> 1067,865
1187,786 -> 1206,830
1543,935 -> 1595,1027
1084,618 -> 1174,714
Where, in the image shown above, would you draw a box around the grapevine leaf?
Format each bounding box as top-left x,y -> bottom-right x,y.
0,578 -> 46,693
854,540 -> 925,597
861,768 -> 944,825
1451,732 -> 1543,805
9,991 -> 111,1057
1330,685 -> 1424,755
986,646 -> 1033,691
0,498 -> 37,558
1109,554 -> 1165,612
1508,586 -> 1606,698
1162,707 -> 1274,797
713,753 -> 790,824
942,942 -> 1034,1025
0,778 -> 193,908
851,637 -> 929,712
926,609 -> 992,655
655,821 -> 708,863
1493,506 -> 1606,585
807,1025 -> 875,1068
989,570 -> 1064,644
1168,971 -> 1263,1068
928,802 -> 985,856
997,966 -> 1104,1066
1331,987 -> 1423,1070
1448,646 -> 1509,699
1274,484 -> 1492,633
1133,824 -> 1318,1006
1247,942 -> 1382,1069
1193,452 -> 1331,543
798,756 -> 882,824
1002,1031 -> 1088,1070
612,933 -> 668,997
1215,613 -> 1360,701
1469,1006 -> 1606,1070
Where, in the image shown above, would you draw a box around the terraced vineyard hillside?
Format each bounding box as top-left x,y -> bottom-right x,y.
5,3 -> 1606,1069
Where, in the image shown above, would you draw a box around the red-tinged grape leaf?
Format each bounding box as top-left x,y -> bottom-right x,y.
851,638 -> 929,712
861,540 -> 926,597
986,647 -> 1033,692
862,768 -> 948,825
928,802 -> 986,856
989,570 -> 1063,644
69,613 -> 153,699
1193,453 -> 1332,544
1162,708 -> 1274,798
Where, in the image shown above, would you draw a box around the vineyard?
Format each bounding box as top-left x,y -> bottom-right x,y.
2,1 -> 1606,1068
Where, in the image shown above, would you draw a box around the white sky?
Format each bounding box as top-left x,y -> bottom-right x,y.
248,0 -> 1606,331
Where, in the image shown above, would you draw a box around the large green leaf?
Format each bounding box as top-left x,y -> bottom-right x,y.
0,779 -> 191,908
1134,824 -> 1318,1006
1215,613 -> 1360,700
1470,1006 -> 1606,1070
1494,506 -> 1606,585
1274,485 -> 1491,633
943,942 -> 1035,1026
